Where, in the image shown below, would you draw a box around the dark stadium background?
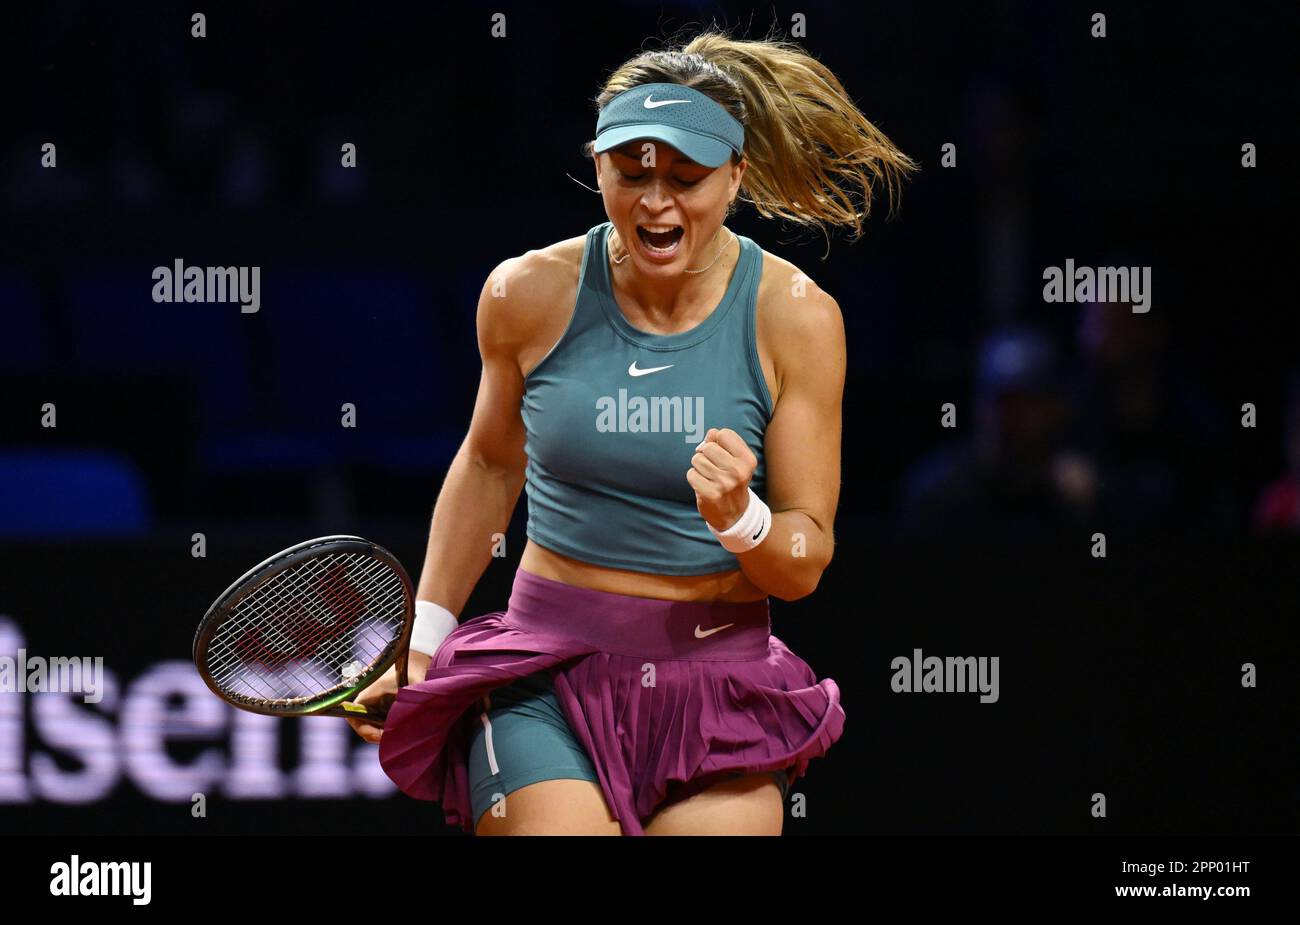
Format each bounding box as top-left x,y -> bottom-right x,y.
1,1 -> 1296,835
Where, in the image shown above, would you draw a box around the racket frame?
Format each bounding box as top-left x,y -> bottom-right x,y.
193,535 -> 413,723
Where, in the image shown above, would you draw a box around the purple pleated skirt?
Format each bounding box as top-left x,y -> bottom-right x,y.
378,567 -> 844,835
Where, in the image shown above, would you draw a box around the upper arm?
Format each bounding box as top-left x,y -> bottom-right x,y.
761,283 -> 846,546
461,252 -> 551,473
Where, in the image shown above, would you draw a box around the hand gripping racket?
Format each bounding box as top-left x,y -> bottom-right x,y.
193,536 -> 412,725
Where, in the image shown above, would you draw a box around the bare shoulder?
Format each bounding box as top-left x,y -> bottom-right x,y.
754,248 -> 846,404
477,233 -> 588,375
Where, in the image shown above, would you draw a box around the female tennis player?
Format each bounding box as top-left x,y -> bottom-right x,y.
351,30 -> 915,835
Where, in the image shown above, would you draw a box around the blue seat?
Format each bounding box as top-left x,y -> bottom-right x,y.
63,267 -> 256,426
261,267 -> 444,424
0,451 -> 151,537
0,269 -> 47,373
251,266 -> 461,472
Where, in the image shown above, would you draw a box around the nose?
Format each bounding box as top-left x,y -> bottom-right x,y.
639,176 -> 674,212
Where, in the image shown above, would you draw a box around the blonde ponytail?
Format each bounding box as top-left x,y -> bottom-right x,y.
587,26 -> 918,244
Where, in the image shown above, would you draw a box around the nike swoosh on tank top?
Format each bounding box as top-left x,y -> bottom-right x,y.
521,221 -> 773,575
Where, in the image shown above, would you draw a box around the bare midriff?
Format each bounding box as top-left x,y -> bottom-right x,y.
519,539 -> 768,604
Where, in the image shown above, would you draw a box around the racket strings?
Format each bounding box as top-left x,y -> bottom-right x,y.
211,553 -> 370,673
227,555 -> 388,666
206,552 -> 407,708
214,553 -> 400,678
212,558 -> 403,705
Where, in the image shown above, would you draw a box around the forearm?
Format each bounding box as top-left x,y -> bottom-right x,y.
734,508 -> 833,601
415,445 -> 526,616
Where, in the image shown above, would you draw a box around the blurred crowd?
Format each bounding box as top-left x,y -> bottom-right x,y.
2,4 -> 1288,542
897,298 -> 1293,539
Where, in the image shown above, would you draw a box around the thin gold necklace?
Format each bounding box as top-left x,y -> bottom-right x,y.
609,225 -> 736,274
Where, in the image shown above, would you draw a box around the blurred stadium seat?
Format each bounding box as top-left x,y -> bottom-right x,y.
63,267 -> 256,425
0,450 -> 151,536
58,265 -> 460,475
0,269 -> 47,373
243,266 -> 459,472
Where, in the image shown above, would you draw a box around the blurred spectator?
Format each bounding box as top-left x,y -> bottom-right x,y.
1061,297 -> 1232,532
1251,371 -> 1300,532
897,325 -> 1096,537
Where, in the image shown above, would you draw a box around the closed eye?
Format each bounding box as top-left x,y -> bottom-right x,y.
619,172 -> 703,187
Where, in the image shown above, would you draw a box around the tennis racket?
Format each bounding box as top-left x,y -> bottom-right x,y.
193,535 -> 412,725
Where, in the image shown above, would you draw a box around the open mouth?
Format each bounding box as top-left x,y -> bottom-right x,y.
636,224 -> 685,256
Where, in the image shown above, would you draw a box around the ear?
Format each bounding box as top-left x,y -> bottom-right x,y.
731,158 -> 747,196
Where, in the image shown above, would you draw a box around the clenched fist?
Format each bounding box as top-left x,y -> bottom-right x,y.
687,427 -> 757,532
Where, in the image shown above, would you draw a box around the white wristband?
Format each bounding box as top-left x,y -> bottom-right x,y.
410,600 -> 459,657
706,487 -> 772,553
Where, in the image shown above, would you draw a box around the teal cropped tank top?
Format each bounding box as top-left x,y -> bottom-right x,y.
520,221 -> 773,575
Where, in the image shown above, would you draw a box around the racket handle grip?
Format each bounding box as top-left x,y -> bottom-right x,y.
316,702 -> 390,725
316,648 -> 412,724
